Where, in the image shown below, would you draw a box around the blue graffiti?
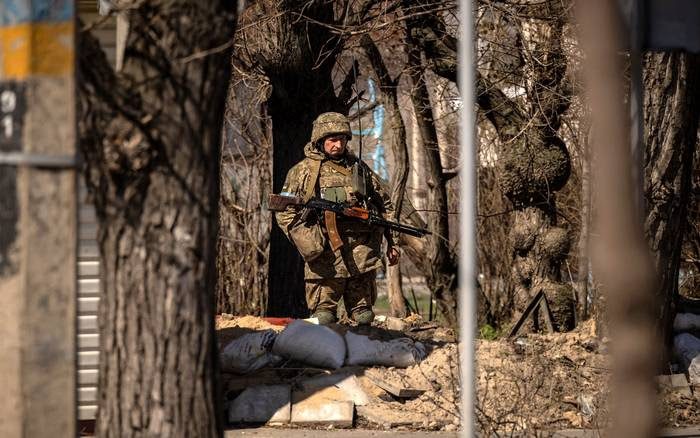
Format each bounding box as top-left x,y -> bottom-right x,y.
1,0 -> 73,26
352,78 -> 389,180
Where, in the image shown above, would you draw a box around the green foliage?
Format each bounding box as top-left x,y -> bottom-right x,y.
479,323 -> 500,340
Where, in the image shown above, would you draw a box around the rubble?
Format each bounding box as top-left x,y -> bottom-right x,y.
217,315 -> 461,431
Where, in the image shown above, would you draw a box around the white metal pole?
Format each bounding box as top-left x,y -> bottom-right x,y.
459,1 -> 476,437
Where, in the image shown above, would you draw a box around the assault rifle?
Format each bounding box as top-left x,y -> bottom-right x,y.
268,193 -> 430,251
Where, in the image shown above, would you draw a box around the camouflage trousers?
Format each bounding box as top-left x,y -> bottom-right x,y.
305,270 -> 377,318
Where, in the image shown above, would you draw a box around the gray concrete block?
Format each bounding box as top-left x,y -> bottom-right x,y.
298,373 -> 370,406
228,384 -> 291,424
291,387 -> 354,427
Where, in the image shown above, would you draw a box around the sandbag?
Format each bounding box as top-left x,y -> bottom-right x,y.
221,330 -> 282,373
345,331 -> 427,367
673,332 -> 700,384
673,313 -> 700,332
272,320 -> 346,369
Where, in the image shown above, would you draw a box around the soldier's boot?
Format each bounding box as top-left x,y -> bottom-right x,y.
312,309 -> 337,325
353,309 -> 375,326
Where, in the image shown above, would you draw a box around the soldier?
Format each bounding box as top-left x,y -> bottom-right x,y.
275,112 -> 400,325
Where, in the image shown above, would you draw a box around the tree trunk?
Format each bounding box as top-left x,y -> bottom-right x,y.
78,2 -> 236,436
360,34 -> 411,319
248,1 -> 354,317
407,41 -> 458,328
643,52 -> 700,347
475,10 -> 575,331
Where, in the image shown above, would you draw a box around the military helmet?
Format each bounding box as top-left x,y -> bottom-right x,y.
311,112 -> 352,145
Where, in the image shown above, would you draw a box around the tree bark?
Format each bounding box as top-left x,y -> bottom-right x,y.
361,34 -> 410,318
238,0 -> 355,317
78,2 -> 236,436
475,5 -> 575,331
643,52 -> 700,347
407,40 -> 459,328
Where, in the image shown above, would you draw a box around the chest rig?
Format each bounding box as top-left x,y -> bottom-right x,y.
302,157 -> 370,252
319,160 -> 362,206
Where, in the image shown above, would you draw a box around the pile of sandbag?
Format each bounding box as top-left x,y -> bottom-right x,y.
221,320 -> 427,373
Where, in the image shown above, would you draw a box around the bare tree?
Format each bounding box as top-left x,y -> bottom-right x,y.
643,52 -> 700,348
233,0 -> 362,317
78,1 -> 236,436
226,0 -> 460,323
476,0 -> 577,330
217,80 -> 272,315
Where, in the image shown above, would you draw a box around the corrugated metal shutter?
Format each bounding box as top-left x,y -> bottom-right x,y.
77,181 -> 100,421
79,2 -> 117,66
77,1 -> 117,421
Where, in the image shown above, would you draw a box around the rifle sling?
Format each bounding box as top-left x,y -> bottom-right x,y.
303,159 -> 323,203
324,160 -> 352,176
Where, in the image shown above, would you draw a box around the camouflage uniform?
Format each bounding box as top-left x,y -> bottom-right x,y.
275,112 -> 399,324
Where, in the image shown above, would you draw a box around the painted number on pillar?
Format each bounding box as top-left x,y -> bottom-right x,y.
0,81 -> 26,152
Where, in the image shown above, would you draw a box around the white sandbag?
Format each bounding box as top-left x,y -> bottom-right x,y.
272,320 -> 346,369
221,330 -> 282,373
673,332 -> 700,384
345,331 -> 426,367
673,313 -> 700,332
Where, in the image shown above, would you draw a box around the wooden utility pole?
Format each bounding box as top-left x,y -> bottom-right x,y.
0,1 -> 77,436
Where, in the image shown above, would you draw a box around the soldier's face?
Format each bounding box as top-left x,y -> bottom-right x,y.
323,135 -> 348,157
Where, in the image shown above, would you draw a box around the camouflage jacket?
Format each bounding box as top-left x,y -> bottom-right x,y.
276,142 -> 399,280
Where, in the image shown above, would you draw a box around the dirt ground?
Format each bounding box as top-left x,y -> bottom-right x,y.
216,314 -> 461,432
476,320 -> 700,436
217,315 -> 700,435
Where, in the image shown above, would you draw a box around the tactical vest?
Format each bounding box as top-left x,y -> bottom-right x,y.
302,158 -> 362,207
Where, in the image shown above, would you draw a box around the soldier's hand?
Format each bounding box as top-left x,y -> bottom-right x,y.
387,246 -> 400,266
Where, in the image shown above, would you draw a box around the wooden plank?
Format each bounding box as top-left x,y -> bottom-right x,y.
78,351 -> 99,368
509,290 -> 545,338
78,315 -> 98,332
365,371 -> 426,398
78,297 -> 99,314
78,369 -> 98,386
78,261 -> 99,277
78,333 -> 99,350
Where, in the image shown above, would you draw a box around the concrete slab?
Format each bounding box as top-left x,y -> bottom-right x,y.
669,373 -> 693,396
290,387 -> 354,427
298,373 -> 371,406
228,384 -> 291,425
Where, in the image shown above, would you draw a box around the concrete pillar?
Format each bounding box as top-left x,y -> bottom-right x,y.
0,1 -> 77,436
